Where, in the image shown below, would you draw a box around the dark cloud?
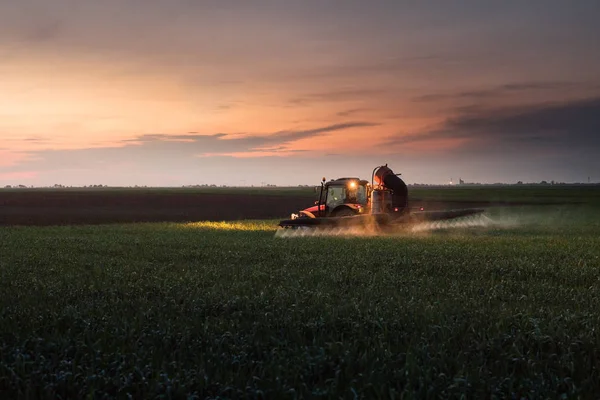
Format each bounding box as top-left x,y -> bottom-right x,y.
123,122 -> 379,149
15,137 -> 51,143
388,96 -> 600,155
265,122 -> 379,142
413,81 -> 578,103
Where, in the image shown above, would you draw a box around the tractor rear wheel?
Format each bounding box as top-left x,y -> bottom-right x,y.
332,208 -> 356,217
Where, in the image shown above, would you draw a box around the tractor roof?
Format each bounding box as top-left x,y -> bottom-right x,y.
327,178 -> 369,186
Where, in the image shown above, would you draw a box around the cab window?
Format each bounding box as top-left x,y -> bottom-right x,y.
348,185 -> 368,205
326,186 -> 346,208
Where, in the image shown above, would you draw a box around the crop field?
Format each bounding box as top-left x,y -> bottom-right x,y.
1,187 -> 600,398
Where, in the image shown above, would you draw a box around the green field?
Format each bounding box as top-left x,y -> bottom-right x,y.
1,191 -> 600,397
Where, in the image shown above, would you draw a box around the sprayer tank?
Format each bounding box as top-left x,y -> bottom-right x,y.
371,189 -> 393,214
373,165 -> 408,211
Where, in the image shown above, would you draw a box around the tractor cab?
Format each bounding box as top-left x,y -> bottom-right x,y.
297,178 -> 370,219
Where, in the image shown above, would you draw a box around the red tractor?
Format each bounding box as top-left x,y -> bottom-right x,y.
279,164 -> 484,229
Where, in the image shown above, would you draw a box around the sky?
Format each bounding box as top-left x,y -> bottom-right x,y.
1,0 -> 599,186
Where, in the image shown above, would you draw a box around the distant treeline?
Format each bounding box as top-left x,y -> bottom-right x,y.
2,182 -> 599,189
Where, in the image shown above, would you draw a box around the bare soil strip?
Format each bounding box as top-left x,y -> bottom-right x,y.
0,190 -> 561,226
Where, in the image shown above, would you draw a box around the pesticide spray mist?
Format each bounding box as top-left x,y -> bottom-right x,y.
274,213 -> 511,238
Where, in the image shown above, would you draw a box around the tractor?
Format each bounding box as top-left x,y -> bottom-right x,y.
278,164 -> 485,230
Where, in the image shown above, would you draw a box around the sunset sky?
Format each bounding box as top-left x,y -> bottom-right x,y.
1,0 -> 599,186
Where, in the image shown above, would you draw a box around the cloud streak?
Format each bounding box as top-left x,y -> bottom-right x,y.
1,121 -> 379,174
121,121 -> 379,154
336,108 -> 370,117
413,81 -> 579,103
289,89 -> 387,106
